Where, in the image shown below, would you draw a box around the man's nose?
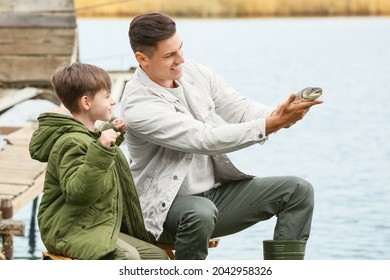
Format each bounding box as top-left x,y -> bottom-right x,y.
176,50 -> 185,64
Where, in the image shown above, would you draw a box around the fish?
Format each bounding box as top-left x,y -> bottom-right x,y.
293,87 -> 322,104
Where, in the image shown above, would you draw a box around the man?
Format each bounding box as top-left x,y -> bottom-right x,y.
120,13 -> 323,260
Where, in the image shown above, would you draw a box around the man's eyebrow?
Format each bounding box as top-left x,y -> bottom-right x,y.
164,41 -> 183,57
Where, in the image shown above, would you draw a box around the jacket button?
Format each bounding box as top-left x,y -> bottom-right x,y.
173,175 -> 178,180
162,203 -> 166,207
258,133 -> 264,139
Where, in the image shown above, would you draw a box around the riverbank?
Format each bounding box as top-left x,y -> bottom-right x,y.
74,0 -> 390,18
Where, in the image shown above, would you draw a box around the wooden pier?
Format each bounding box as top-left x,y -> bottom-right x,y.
0,123 -> 44,260
0,0 -> 134,260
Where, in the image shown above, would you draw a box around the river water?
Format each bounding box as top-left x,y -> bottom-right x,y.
9,17 -> 390,260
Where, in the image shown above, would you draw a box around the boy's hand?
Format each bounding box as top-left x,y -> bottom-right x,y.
99,129 -> 121,147
112,118 -> 127,133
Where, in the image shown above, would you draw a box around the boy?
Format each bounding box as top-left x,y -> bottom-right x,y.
29,62 -> 167,260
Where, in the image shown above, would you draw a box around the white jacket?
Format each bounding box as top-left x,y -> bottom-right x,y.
120,60 -> 274,238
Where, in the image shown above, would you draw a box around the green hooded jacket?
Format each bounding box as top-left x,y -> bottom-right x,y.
29,112 -> 150,259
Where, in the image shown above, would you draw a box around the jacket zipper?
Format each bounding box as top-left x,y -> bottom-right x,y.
111,168 -> 120,239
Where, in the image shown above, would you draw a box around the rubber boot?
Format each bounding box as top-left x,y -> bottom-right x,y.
263,240 -> 307,260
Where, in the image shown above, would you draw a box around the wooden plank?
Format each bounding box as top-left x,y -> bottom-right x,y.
0,55 -> 74,83
0,160 -> 45,170
12,172 -> 44,214
0,168 -> 44,178
0,0 -> 74,13
0,87 -> 43,112
0,194 -> 13,199
0,145 -> 47,185
0,165 -> 44,173
0,162 -> 45,177
0,157 -> 44,168
0,127 -> 20,135
0,88 -> 18,99
0,28 -> 77,55
2,122 -> 38,146
0,219 -> 25,236
0,218 -> 25,260
0,155 -> 38,163
0,142 -> 32,158
111,72 -> 133,102
0,177 -> 34,185
0,184 -> 28,196
0,14 -> 76,28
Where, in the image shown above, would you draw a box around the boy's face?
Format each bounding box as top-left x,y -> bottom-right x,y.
88,90 -> 116,122
137,32 -> 185,88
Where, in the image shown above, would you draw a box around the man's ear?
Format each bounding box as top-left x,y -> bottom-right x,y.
135,51 -> 148,66
80,95 -> 90,110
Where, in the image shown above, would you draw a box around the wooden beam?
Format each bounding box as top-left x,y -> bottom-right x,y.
0,127 -> 20,135
0,28 -> 77,55
12,172 -> 44,214
0,219 -> 24,236
2,122 -> 38,146
0,55 -> 76,84
0,218 -> 25,260
0,87 -> 43,112
0,0 -> 75,14
0,184 -> 29,196
0,14 -> 76,28
111,72 -> 133,102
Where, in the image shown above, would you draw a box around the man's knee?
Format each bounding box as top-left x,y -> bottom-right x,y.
292,176 -> 314,208
178,198 -> 218,235
297,177 -> 314,196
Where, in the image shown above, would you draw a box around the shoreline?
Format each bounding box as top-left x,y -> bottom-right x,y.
73,0 -> 390,18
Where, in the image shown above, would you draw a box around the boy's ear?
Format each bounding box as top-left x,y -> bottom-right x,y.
80,95 -> 90,110
135,51 -> 148,66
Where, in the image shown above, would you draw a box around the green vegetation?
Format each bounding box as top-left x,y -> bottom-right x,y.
74,0 -> 390,17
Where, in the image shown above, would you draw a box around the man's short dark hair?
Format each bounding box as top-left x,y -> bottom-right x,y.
129,13 -> 176,57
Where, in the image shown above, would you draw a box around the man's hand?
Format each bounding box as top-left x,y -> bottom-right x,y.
99,129 -> 121,147
266,93 -> 323,135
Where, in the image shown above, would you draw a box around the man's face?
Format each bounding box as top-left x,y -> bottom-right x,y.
138,32 -> 185,88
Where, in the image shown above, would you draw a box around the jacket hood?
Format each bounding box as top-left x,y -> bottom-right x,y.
29,112 -> 95,162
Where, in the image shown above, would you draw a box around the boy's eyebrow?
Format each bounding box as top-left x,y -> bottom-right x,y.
164,41 -> 183,57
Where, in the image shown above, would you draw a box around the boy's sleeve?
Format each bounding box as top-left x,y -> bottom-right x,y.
100,122 -> 125,146
56,136 -> 116,205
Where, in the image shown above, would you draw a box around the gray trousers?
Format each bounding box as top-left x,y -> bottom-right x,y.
102,232 -> 168,260
156,176 -> 314,260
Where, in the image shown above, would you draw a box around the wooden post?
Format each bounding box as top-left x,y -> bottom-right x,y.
0,209 -> 5,260
0,198 -> 13,219
0,199 -> 25,260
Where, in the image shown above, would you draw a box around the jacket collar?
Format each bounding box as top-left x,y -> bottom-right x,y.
136,66 -> 177,103
135,66 -> 207,120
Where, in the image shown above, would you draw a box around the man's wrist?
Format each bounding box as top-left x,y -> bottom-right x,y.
265,116 -> 282,135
